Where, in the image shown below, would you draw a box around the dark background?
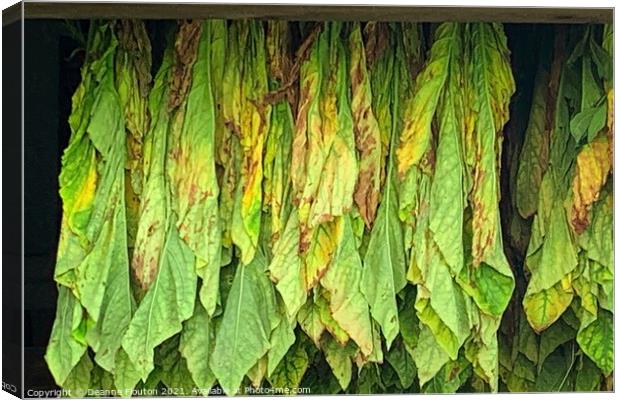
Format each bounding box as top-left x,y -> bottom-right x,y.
4,16 -> 23,398
21,20 -> 544,392
24,19 -> 81,391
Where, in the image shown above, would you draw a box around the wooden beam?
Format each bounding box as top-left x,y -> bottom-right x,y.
2,2 -> 23,27
22,2 -> 613,24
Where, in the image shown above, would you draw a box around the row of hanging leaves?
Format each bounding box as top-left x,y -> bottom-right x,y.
500,24 -> 613,392
45,19 -> 612,396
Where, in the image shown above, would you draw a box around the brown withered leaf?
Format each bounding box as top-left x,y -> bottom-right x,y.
363,22 -> 389,69
118,20 -> 153,98
168,20 -> 203,111
349,23 -> 383,228
263,23 -> 321,109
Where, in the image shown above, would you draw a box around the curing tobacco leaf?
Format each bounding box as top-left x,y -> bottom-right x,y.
116,20 -> 152,248
268,209 -> 307,320
361,25 -> 407,350
122,225 -> 196,381
321,215 -> 373,357
46,286 -> 88,386
122,34 -> 197,381
266,309 -> 296,377
210,253 -> 278,395
570,135 -> 611,234
322,335 -> 356,390
516,42 -> 552,219
48,21 -> 134,388
179,300 -> 216,392
167,21 -> 222,316
297,297 -> 326,347
396,23 -> 457,178
349,22 -> 383,228
230,21 -> 272,265
518,25 -> 613,390
268,337 -> 310,390
264,20 -> 295,244
385,337 -> 416,389
292,22 -> 358,256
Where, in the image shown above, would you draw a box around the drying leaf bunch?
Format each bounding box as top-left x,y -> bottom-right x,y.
46,20 -> 613,395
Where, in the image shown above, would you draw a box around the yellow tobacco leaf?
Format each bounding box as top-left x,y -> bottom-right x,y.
523,275 -> 574,333
570,135 -> 611,234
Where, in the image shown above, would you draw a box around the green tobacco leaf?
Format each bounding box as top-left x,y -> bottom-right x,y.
575,355 -> 602,391
524,203 -> 578,331
157,336 -> 197,394
45,286 -> 87,386
579,187 -> 613,273
367,320 -> 385,363
113,349 -> 141,397
210,255 -> 277,394
398,287 -> 419,355
50,21 -> 135,385
427,21 -> 465,279
121,226 -> 196,381
422,355 -> 471,394
167,21 -> 222,317
412,325 -> 450,387
321,215 -> 373,356
468,22 -> 515,270
516,52 -> 551,219
90,364 -> 116,393
322,336 -> 355,391
218,21 -> 240,265
179,300 -> 216,392
386,337 -> 416,388
116,21 -> 151,244
269,339 -> 310,391
514,310 -> 540,364
570,104 -> 607,143
538,317 -> 576,370
247,357 -> 268,389
535,344 -> 576,392
85,183 -> 134,373
464,313 -> 503,390
570,30 -> 607,143
62,352 -> 93,398
416,244 -> 471,360
121,33 -> 199,382
317,291 -> 349,345
161,359 -> 196,395
577,309 -> 613,375
298,297 -> 326,347
396,22 -> 459,177
457,29 -> 515,341
267,312 -> 296,377
356,364 -> 384,394
365,22 -> 395,165
362,100 -> 407,349
264,22 -> 295,245
268,210 -> 307,320
501,354 -> 537,393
